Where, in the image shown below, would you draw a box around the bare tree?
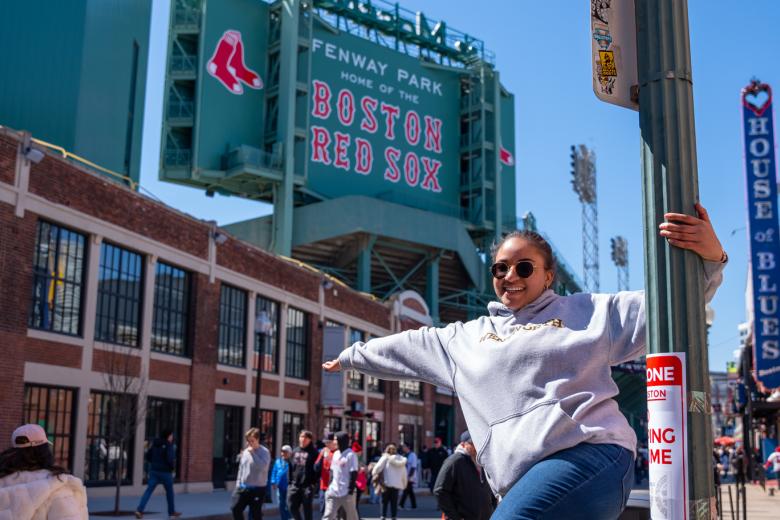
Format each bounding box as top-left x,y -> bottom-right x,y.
100,344 -> 147,515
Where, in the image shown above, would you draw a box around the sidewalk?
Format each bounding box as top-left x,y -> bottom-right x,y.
718,481 -> 780,520
88,489 -> 437,520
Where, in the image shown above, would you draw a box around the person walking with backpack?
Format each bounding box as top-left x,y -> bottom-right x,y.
371,443 -> 407,520
135,430 -> 181,519
434,431 -> 495,520
0,424 -> 88,520
231,428 -> 271,520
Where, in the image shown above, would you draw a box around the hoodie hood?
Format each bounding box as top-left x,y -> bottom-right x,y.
487,289 -> 557,320
388,454 -> 407,467
0,469 -> 87,520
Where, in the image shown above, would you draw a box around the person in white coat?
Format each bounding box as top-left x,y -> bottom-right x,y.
0,423 -> 88,520
371,444 -> 407,520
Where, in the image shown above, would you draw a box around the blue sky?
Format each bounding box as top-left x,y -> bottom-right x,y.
139,1 -> 780,371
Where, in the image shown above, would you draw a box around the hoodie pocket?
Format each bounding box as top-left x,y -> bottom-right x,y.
476,400 -> 587,496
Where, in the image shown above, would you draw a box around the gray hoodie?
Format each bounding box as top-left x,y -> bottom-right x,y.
338,260 -> 724,496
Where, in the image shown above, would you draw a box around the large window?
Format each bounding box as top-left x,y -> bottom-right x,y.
346,418 -> 363,448
145,397 -> 183,479
29,221 -> 87,336
251,408 -> 277,455
399,380 -> 423,400
218,284 -> 247,367
282,412 -> 305,448
285,307 -> 309,379
255,296 -> 280,373
151,262 -> 190,356
95,243 -> 143,346
85,391 -> 136,486
23,384 -> 77,471
323,416 -> 342,439
213,405 -> 244,485
346,329 -> 365,390
398,423 -> 417,453
365,334 -> 384,393
365,420 -> 381,461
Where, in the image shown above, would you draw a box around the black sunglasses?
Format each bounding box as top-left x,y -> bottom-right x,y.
490,260 -> 536,279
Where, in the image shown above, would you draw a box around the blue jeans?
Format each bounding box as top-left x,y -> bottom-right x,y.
278,486 -> 291,520
492,443 -> 634,520
137,470 -> 176,515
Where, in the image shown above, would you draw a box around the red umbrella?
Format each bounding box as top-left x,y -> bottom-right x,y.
714,436 -> 735,446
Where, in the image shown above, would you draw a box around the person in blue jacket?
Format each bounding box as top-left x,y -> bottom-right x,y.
136,430 -> 181,518
271,445 -> 293,520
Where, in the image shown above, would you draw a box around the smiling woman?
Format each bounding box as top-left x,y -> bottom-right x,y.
322,202 -> 727,519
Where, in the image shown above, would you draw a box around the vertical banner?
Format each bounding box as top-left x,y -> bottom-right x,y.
742,81 -> 780,389
646,353 -> 689,520
321,325 -> 346,407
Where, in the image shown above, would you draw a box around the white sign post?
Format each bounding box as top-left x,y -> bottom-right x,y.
590,0 -> 638,110
646,353 -> 690,520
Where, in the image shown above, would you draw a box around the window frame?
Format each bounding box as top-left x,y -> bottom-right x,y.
95,242 -> 144,347
23,383 -> 78,472
151,261 -> 191,357
28,220 -> 88,336
346,329 -> 365,391
255,295 -> 280,373
285,307 -> 309,379
282,412 -> 305,448
218,283 -> 247,367
84,391 -> 137,487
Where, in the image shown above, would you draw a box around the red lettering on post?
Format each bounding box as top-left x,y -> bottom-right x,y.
337,89 -> 355,126
310,126 -> 331,164
312,80 -> 331,120
333,132 -> 351,170
404,152 -> 420,187
355,138 -> 373,175
381,103 -> 400,140
645,356 -> 683,386
421,157 -> 442,192
649,448 -> 673,465
360,96 -> 378,134
648,428 -> 676,444
384,147 -> 401,182
405,110 -> 420,146
424,116 -> 442,153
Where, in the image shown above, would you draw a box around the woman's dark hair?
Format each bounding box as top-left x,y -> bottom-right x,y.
0,444 -> 67,479
491,230 -> 557,277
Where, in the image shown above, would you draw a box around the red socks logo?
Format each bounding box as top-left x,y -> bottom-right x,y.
500,146 -> 515,166
207,30 -> 263,95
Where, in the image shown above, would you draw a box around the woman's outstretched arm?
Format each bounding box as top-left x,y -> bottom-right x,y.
322,324 -> 459,390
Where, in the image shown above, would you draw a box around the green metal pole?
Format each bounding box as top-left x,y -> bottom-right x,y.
635,0 -> 714,517
272,0 -> 300,257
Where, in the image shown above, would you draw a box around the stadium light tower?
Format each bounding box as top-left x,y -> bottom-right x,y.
610,236 -> 629,291
570,145 -> 599,292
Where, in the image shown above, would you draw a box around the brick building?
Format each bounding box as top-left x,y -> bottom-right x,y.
0,127 -> 465,495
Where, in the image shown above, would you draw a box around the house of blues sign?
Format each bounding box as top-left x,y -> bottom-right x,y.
742,80 -> 780,388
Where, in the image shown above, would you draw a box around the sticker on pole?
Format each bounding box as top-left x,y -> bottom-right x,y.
646,353 -> 689,520
590,0 -> 638,110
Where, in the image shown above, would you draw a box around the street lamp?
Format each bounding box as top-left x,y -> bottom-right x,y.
254,309 -> 273,427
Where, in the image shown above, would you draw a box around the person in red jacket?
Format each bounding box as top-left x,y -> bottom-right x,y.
314,434 -> 337,514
